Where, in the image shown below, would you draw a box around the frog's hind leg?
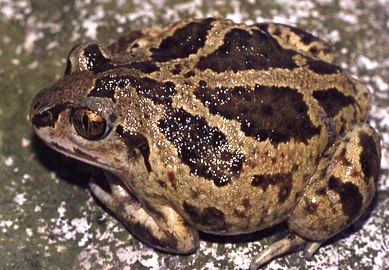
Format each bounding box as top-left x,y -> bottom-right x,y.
250,124 -> 380,270
89,172 -> 199,254
288,123 -> 380,242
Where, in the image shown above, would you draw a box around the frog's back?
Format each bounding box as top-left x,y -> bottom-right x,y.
107,18 -> 371,234
111,17 -> 370,133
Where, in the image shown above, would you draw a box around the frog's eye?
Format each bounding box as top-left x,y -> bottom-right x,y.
71,108 -> 108,140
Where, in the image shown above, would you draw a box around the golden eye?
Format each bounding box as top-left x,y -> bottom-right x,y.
71,108 -> 108,140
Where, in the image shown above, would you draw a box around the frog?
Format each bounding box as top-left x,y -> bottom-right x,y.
29,18 -> 381,269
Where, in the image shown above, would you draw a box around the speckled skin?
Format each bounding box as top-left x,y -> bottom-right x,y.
30,18 -> 381,268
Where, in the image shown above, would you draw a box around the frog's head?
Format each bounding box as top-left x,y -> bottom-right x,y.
30,43 -> 151,175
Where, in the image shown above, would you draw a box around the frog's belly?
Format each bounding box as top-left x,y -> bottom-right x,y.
171,173 -> 307,235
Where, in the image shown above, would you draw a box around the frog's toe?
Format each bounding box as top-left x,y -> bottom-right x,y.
249,233 -> 305,270
89,177 -> 115,209
250,234 -> 325,269
303,241 -> 323,258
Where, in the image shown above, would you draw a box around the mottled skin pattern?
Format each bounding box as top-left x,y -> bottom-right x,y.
30,18 -> 381,269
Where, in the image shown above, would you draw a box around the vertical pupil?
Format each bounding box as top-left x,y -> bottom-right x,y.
82,114 -> 90,131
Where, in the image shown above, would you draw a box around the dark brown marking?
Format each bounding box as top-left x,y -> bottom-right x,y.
275,24 -> 320,45
334,148 -> 352,167
350,169 -> 359,178
253,23 -> 280,36
197,28 -> 298,72
305,197 -> 319,214
82,43 -> 113,73
278,178 -> 293,203
31,103 -> 70,128
134,79 -> 177,105
313,88 -> 356,118
90,75 -> 177,105
234,209 -> 246,219
167,171 -> 177,189
359,131 -> 380,184
158,108 -> 244,186
195,82 -> 321,145
151,18 -> 215,62
242,199 -> 251,209
328,176 -> 363,223
116,125 -> 152,172
168,171 -> 175,182
185,70 -> 195,78
131,219 -> 178,251
315,187 -> 326,195
309,46 -> 319,56
88,77 -> 117,102
183,202 -> 226,230
251,173 -> 293,203
157,180 -> 167,188
172,64 -> 182,75
307,59 -> 340,74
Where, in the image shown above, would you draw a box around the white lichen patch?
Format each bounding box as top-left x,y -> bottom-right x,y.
49,201 -> 93,248
4,156 -> 14,166
13,193 -> 27,206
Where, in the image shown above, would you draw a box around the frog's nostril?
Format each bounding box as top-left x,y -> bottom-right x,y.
31,103 -> 70,128
31,111 -> 54,128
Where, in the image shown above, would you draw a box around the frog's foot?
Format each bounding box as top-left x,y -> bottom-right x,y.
249,233 -> 324,270
89,172 -> 199,254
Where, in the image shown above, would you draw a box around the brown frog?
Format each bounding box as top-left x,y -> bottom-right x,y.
30,18 -> 381,269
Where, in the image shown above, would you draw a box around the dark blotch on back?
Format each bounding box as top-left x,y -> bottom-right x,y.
359,131 -> 380,184
313,88 -> 356,118
158,108 -> 244,186
254,23 -> 319,45
307,59 -> 340,74
328,176 -> 363,223
195,81 -> 321,145
151,18 -> 215,62
197,28 -> 298,72
89,75 -> 176,105
286,25 -> 320,45
116,125 -> 152,172
88,77 -> 117,102
134,78 -> 176,105
82,44 -> 113,73
183,201 -> 226,231
252,173 -> 293,203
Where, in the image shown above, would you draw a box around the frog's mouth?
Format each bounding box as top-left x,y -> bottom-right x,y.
43,138 -> 123,175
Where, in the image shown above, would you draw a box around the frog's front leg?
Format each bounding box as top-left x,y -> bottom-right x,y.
250,123 -> 380,269
89,172 -> 199,253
